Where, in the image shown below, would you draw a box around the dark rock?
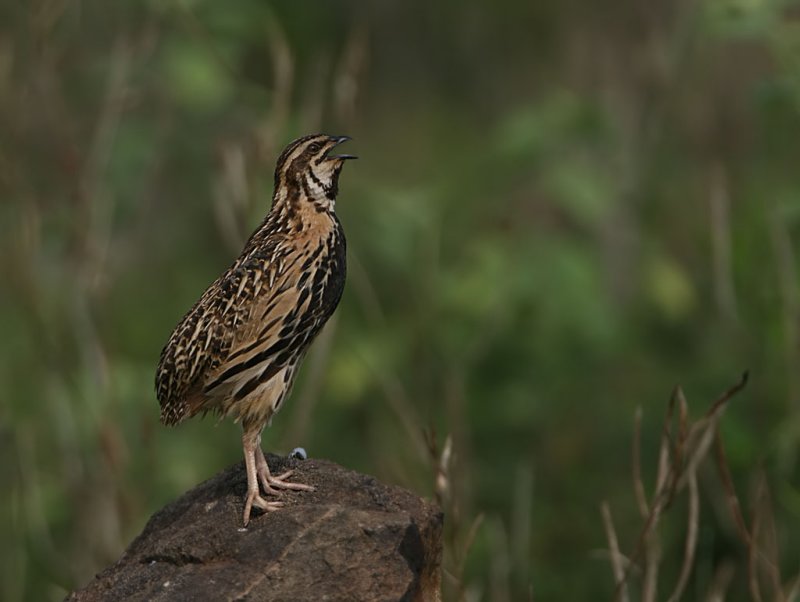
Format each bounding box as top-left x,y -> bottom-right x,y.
67,456 -> 443,602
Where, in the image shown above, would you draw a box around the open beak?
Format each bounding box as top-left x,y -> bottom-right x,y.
327,135 -> 357,161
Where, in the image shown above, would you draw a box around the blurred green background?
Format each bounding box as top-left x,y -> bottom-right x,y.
2,0 -> 800,600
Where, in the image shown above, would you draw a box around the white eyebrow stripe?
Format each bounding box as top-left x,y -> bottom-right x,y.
282,137 -> 326,171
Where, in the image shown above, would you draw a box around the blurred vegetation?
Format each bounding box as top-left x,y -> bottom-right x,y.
2,0 -> 800,600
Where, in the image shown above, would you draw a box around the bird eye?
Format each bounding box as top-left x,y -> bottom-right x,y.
307,142 -> 322,153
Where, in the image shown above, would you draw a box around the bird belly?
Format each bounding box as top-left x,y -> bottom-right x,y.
211,363 -> 294,429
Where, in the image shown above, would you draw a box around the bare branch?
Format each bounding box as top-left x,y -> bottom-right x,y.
601,502 -> 630,602
704,371 -> 749,420
755,473 -> 785,602
785,571 -> 800,602
655,387 -> 677,501
748,488 -> 764,602
616,375 -> 750,599
667,470 -> 699,602
713,431 -> 751,543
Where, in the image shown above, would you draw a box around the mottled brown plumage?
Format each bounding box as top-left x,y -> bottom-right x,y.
155,134 -> 355,525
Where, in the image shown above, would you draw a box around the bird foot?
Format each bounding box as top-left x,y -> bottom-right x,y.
255,447 -> 315,495
242,445 -> 314,524
243,492 -> 283,526
258,468 -> 316,495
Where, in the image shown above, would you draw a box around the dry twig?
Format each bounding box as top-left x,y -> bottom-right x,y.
608,373 -> 751,599
602,502 -> 630,602
667,471 -> 699,602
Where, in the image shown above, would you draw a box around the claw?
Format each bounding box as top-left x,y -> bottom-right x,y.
243,493 -> 283,526
263,469 -> 315,492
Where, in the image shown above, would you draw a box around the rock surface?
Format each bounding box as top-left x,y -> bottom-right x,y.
67,455 -> 442,602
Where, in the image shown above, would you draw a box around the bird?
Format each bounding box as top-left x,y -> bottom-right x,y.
155,134 -> 355,526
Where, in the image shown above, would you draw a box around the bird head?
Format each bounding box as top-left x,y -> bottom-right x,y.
273,134 -> 356,208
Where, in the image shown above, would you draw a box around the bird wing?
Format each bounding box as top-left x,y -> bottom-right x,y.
199,247 -> 313,402
156,234 -> 303,425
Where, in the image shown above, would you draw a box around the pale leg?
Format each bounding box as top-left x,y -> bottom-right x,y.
242,429 -> 283,526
